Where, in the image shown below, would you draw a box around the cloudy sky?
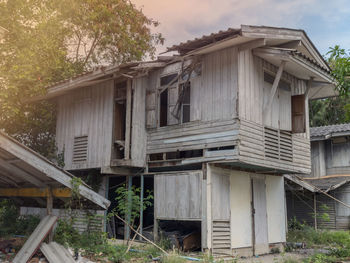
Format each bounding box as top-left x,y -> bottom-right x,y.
132,0 -> 350,57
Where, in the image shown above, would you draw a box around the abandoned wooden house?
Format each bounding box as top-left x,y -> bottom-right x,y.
29,24 -> 336,256
286,123 -> 350,230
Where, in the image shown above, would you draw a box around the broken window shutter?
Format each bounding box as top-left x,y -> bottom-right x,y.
292,94 -> 306,133
146,90 -> 157,128
168,86 -> 179,125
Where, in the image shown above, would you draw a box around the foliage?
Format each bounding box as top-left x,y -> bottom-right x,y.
303,253 -> 337,263
309,96 -> 350,126
0,199 -> 40,237
309,45 -> 350,127
288,217 -> 307,231
80,170 -> 103,192
161,252 -> 186,263
113,184 -> 153,228
0,0 -> 163,158
327,46 -> 350,96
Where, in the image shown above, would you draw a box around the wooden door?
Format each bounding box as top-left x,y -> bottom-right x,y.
252,176 -> 269,255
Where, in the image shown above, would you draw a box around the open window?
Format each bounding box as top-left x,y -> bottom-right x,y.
179,82 -> 191,123
159,89 -> 168,127
113,81 -> 126,158
159,73 -> 178,127
292,94 -> 306,133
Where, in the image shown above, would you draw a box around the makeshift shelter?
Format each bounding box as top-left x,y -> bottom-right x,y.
0,131 -> 110,262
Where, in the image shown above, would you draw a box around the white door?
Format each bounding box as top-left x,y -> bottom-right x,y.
252,176 -> 269,255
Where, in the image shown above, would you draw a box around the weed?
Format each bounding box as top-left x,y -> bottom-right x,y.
161,251 -> 186,263
0,199 -> 40,237
280,257 -> 300,263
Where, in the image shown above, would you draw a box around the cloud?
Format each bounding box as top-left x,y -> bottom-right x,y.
132,0 -> 350,55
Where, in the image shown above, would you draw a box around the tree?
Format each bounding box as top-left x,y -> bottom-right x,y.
0,0 -> 163,158
309,46 -> 350,127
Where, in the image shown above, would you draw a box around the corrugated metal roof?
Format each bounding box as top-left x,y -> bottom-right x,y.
305,176 -> 350,192
292,51 -> 330,74
166,27 -> 240,54
310,123 -> 350,139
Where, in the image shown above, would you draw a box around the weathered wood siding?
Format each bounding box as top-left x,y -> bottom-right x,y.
238,49 -> 310,137
146,46 -> 238,128
311,138 -> 350,178
56,81 -> 114,170
20,207 -> 104,233
154,171 -> 202,220
238,119 -> 311,174
310,141 -> 326,178
147,119 -> 239,154
325,140 -> 350,175
131,77 -> 147,167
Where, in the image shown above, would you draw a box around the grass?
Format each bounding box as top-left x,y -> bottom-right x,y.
287,221 -> 350,263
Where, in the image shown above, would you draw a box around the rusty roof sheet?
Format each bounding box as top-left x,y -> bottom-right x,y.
166,27 -> 241,54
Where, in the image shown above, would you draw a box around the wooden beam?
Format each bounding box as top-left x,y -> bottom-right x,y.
275,40 -> 301,49
238,38 -> 266,51
0,187 -> 71,198
263,60 -> 286,114
0,159 -> 45,187
0,131 -> 110,209
124,79 -> 132,160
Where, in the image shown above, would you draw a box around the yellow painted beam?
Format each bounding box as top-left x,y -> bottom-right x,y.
0,187 -> 71,198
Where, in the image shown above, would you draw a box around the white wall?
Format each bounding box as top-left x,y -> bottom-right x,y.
211,167 -> 286,249
230,170 -> 252,248
265,175 -> 286,243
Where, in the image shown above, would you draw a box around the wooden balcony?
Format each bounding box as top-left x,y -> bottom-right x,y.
146,118 -> 311,174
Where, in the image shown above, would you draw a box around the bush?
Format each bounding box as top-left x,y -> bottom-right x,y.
0,199 -> 40,237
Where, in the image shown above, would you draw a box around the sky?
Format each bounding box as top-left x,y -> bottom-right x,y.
132,0 -> 350,57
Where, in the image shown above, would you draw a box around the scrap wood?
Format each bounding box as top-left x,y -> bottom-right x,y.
125,224 -> 141,254
12,215 -> 58,263
114,213 -> 168,255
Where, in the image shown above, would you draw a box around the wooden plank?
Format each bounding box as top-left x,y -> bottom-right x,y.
124,79 -> 132,159
263,61 -> 286,114
13,215 -> 58,263
40,242 -> 75,263
0,188 -> 72,199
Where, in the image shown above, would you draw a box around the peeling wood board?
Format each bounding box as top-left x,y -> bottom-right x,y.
40,242 -> 75,263
13,215 -> 58,263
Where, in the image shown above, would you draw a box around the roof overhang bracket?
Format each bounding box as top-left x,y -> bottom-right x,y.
274,40 -> 301,49
238,38 -> 266,51
263,60 -> 286,114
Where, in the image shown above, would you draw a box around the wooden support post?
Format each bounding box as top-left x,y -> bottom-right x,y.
263,60 -> 286,114
314,193 -> 317,231
251,178 -> 256,256
139,175 -> 144,241
47,188 -> 53,242
125,79 -> 132,160
154,173 -> 159,242
125,175 -> 133,240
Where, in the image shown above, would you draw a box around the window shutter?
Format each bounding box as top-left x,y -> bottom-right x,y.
292,94 -> 306,133
168,86 -> 179,125
146,90 -> 157,128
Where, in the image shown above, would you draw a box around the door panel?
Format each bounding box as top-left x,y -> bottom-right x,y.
252,176 -> 269,255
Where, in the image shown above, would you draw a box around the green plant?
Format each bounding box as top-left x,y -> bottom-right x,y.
113,184 -> 153,228
161,252 -> 186,263
288,217 -> 307,231
0,199 -> 40,237
303,253 -> 337,263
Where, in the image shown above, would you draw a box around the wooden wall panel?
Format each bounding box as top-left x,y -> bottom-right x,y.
211,167 -> 230,220
56,81 -> 114,170
131,77 -> 147,167
154,171 -> 203,220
